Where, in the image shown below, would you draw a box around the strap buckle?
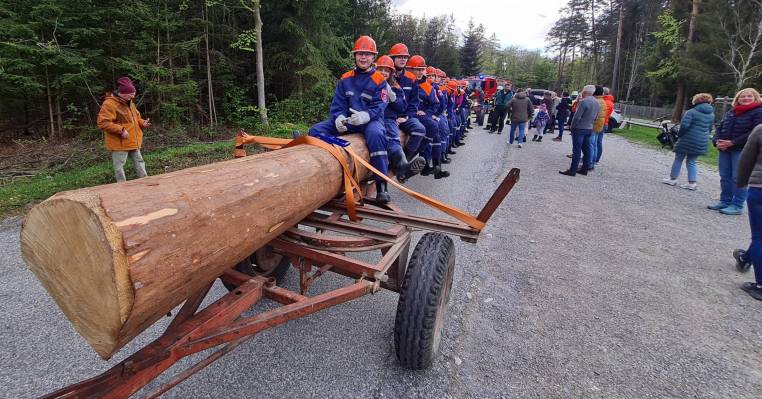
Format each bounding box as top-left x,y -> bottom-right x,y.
313,132 -> 350,148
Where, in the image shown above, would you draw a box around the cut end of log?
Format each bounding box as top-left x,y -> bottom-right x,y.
21,192 -> 133,359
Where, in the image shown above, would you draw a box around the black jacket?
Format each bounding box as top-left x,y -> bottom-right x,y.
714,104 -> 762,150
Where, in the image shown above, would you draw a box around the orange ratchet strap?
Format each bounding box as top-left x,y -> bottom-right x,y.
235,133 -> 485,231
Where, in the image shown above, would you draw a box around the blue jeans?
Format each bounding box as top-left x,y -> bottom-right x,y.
589,132 -> 601,168
719,149 -> 748,208
595,130 -> 605,163
509,121 -> 527,144
569,129 -> 592,173
555,115 -> 566,138
746,188 -> 762,284
670,152 -> 699,182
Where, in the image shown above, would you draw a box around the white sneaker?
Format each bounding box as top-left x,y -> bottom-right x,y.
661,177 -> 678,186
680,182 -> 697,191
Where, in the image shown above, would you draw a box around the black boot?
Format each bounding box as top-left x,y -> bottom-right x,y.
537,136 -> 543,142
388,147 -> 408,176
398,156 -> 427,183
447,147 -> 457,155
421,160 -> 434,176
375,181 -> 390,204
434,160 -> 450,179
532,135 -> 538,141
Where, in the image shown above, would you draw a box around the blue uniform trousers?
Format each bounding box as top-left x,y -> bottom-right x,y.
384,118 -> 406,172
438,116 -> 450,158
419,115 -> 441,162
309,118 -> 388,181
399,117 -> 428,158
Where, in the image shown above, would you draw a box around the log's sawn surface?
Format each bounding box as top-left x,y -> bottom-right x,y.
20,134 -> 369,359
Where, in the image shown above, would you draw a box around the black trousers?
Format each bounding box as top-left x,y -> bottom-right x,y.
493,106 -> 508,132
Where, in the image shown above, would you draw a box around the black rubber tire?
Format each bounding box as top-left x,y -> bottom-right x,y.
222,247 -> 291,291
394,233 -> 456,370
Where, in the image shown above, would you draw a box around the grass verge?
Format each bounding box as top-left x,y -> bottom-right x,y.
612,124 -> 718,166
0,141 -> 236,217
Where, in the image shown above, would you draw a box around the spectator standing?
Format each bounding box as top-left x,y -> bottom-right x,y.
597,87 -> 616,166
733,124 -> 762,300
507,88 -> 535,148
560,85 -> 600,176
490,85 -> 513,134
589,85 -> 609,171
553,92 -> 572,141
661,93 -> 715,190
709,88 -> 762,215
97,77 -> 151,183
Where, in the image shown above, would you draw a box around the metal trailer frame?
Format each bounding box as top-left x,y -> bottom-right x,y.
39,168 -> 520,399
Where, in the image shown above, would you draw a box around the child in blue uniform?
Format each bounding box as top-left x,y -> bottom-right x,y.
308,36 -> 391,203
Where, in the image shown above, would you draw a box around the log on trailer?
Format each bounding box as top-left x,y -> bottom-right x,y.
20,134 -> 370,359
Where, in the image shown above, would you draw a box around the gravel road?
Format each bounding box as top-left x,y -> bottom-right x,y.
1,125 -> 760,398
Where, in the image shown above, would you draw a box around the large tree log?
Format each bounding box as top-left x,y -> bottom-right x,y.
20,134 -> 369,359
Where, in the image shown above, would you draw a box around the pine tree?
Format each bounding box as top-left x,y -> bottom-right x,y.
460,20 -> 484,76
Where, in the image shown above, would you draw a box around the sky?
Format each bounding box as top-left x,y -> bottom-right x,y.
392,0 -> 568,51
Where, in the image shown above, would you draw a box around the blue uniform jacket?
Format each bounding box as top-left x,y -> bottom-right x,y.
447,92 -> 456,115
384,83 -> 407,119
418,78 -> 440,116
328,67 -> 388,124
397,70 -> 420,118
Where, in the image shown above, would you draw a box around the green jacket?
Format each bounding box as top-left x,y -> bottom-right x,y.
494,90 -> 513,107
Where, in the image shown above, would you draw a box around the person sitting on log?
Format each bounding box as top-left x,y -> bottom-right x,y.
389,43 -> 429,167
412,61 -> 448,179
430,68 -> 451,165
308,35 -> 392,203
374,55 -> 427,184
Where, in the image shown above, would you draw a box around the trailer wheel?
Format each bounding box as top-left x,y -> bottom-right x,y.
222,246 -> 291,291
394,233 -> 455,370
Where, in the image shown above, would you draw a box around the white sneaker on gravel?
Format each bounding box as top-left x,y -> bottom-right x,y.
661,177 -> 678,186
680,182 -> 697,191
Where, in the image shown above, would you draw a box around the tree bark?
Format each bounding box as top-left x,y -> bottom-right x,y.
21,135 -> 371,359
203,2 -> 217,127
672,0 -> 700,122
254,2 -> 268,125
45,67 -> 56,140
611,1 -> 624,92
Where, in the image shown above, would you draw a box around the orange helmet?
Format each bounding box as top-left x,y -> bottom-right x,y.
375,55 -> 395,70
406,55 -> 426,69
447,80 -> 458,89
352,35 -> 378,54
436,69 -> 446,78
425,66 -> 436,76
389,43 -> 410,57
460,80 -> 467,87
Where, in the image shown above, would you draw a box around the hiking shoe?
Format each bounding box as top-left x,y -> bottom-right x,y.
559,170 -> 575,176
375,181 -> 390,204
576,169 -> 588,176
420,164 -> 434,176
517,144 -> 522,148
662,178 -> 678,186
566,153 -> 573,158
708,202 -> 730,210
679,182 -> 697,191
537,136 -> 543,142
720,205 -> 744,215
434,170 -> 450,179
741,282 -> 762,301
734,249 -> 752,273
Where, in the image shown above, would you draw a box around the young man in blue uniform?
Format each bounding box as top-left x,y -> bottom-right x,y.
413,63 -> 449,179
308,36 -> 392,203
389,44 -> 429,167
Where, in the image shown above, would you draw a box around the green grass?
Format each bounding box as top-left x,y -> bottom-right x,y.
0,141 -> 236,217
612,124 -> 719,166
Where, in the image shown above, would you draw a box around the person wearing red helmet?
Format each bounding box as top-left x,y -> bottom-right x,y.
308,35 -> 392,203
389,44 -> 429,165
375,55 -> 426,184
407,56 -> 448,179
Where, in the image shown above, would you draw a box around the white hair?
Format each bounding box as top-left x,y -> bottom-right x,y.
582,85 -> 596,94
603,87 -> 610,94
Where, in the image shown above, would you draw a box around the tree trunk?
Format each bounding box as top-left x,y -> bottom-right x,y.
611,1 -> 624,92
56,95 -> 64,136
21,134 -> 372,359
203,2 -> 216,127
45,67 -> 56,140
254,2 -> 268,125
591,0 -> 598,80
672,0 -> 700,122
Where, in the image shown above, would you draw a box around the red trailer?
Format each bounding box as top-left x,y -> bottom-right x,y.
37,137 -> 520,398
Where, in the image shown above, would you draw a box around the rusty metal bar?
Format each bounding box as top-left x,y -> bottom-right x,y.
178,280 -> 374,355
373,230 -> 411,279
476,168 -> 520,223
269,238 -> 383,277
164,282 -> 214,335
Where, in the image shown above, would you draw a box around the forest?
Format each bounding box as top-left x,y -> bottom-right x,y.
1,0 -> 761,140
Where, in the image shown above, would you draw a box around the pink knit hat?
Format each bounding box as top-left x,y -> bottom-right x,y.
117,77 -> 136,94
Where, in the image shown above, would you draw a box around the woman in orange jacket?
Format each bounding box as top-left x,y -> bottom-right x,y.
97,77 -> 151,183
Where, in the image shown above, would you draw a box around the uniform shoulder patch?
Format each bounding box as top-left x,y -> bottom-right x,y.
419,81 -> 432,95
370,71 -> 386,86
340,70 -> 355,80
404,71 -> 416,80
